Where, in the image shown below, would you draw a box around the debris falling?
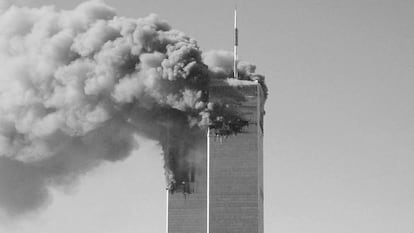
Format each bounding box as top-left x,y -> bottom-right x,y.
0,1 -> 266,216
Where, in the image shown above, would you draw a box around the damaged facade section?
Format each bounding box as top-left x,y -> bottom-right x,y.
166,78 -> 266,194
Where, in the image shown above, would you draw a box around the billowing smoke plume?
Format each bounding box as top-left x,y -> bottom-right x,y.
203,50 -> 268,98
0,1 -> 266,216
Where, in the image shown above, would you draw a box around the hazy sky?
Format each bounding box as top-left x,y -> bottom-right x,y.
1,0 -> 414,233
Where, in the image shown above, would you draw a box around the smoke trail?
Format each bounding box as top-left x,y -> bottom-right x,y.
0,1 -> 266,216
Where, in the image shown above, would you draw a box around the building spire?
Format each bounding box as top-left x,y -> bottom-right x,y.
233,6 -> 238,79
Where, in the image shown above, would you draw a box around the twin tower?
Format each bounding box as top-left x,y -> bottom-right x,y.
167,82 -> 265,233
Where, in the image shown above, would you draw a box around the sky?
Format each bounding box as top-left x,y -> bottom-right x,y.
0,0 -> 414,233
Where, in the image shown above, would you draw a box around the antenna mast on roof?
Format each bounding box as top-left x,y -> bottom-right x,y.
233,6 -> 239,79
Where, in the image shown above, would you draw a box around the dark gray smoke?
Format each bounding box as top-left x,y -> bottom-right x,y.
0,1 -> 266,216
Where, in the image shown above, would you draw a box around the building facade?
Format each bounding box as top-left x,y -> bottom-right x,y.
167,82 -> 264,233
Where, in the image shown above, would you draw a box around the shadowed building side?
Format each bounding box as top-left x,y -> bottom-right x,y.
167,135 -> 207,233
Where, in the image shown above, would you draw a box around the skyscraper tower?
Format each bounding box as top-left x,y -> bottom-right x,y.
167,8 -> 264,233
167,81 -> 265,233
208,82 -> 264,233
